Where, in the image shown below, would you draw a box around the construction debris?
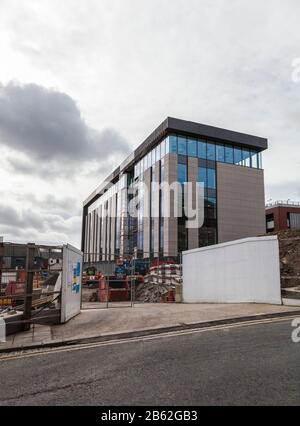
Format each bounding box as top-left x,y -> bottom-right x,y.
267,229 -> 300,299
275,229 -> 300,287
135,264 -> 183,303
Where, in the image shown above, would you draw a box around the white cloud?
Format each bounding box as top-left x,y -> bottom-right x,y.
0,0 -> 300,246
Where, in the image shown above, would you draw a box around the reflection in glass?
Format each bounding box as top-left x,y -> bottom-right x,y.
188,139 -> 197,157
169,135 -> 177,154
207,169 -> 216,189
178,163 -> 188,184
198,141 -> 207,159
242,149 -> 251,167
178,137 -> 187,156
225,146 -> 234,164
234,147 -> 242,165
216,144 -> 225,163
207,143 -> 216,161
198,167 -> 207,187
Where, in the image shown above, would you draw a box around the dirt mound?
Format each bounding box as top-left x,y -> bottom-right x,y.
268,229 -> 300,288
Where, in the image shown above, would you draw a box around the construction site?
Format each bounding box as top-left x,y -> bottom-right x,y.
81,209 -> 184,308
276,229 -> 300,300
0,242 -> 82,336
1,224 -> 300,339
81,229 -> 300,309
82,256 -> 183,309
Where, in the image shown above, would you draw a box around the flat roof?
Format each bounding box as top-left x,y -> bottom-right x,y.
266,201 -> 300,210
84,117 -> 268,208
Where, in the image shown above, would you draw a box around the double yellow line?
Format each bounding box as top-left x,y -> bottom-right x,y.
0,316 -> 296,363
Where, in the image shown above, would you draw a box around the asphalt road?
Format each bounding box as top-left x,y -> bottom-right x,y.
0,318 -> 299,406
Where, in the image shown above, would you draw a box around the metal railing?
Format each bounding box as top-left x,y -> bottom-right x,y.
266,200 -> 300,208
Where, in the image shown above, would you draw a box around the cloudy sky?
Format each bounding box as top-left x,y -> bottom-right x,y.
0,0 -> 299,247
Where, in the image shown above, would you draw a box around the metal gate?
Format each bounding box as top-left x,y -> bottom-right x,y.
81,251 -> 183,310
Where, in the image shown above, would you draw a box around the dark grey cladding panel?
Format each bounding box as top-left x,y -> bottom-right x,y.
133,117 -> 267,164
166,117 -> 268,151
134,118 -> 169,159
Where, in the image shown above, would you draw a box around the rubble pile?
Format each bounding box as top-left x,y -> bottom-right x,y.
267,229 -> 300,299
135,264 -> 183,303
82,287 -> 98,303
275,229 -> 300,290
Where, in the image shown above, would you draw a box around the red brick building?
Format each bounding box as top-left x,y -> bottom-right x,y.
266,201 -> 300,232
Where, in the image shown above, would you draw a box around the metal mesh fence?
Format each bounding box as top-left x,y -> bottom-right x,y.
82,252 -> 183,309
0,243 -> 63,330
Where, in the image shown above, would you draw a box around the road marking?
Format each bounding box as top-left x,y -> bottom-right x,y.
0,316 -> 296,362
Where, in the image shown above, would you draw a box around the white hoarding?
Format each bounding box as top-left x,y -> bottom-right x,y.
61,245 -> 83,323
182,236 -> 282,305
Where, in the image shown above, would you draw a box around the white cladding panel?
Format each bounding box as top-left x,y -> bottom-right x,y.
183,236 -> 282,305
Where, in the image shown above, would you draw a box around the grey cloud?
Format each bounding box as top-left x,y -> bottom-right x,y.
0,205 -> 47,231
42,195 -> 80,214
7,157 -> 34,175
0,204 -> 81,238
0,191 -> 78,215
0,82 -> 130,168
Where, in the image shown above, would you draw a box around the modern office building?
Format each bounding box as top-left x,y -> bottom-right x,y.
266,201 -> 300,232
82,117 -> 268,263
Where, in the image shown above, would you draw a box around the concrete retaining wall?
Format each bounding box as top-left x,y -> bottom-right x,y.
182,236 -> 282,305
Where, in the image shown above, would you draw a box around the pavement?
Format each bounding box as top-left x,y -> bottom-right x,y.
1,302 -> 300,353
0,319 -> 299,406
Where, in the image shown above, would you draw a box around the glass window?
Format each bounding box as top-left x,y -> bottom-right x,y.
178,163 -> 187,184
178,136 -> 187,155
144,156 -> 148,172
155,144 -> 161,163
199,227 -> 208,247
258,152 -> 263,169
251,151 -> 258,168
169,135 -> 177,154
178,219 -> 188,252
216,144 -> 225,163
207,228 -> 217,246
198,140 -> 207,159
225,145 -> 234,164
207,197 -> 217,208
207,169 -> 216,189
147,152 -> 151,169
150,219 -> 154,253
207,205 -> 217,219
207,143 -> 216,161
234,147 -> 242,165
161,139 -> 166,158
160,158 -> 165,184
242,149 -> 251,167
151,149 -> 156,166
198,167 -> 207,187
165,137 -> 170,155
187,139 -> 197,157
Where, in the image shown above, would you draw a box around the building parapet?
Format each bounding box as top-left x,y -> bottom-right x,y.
266,200 -> 300,209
